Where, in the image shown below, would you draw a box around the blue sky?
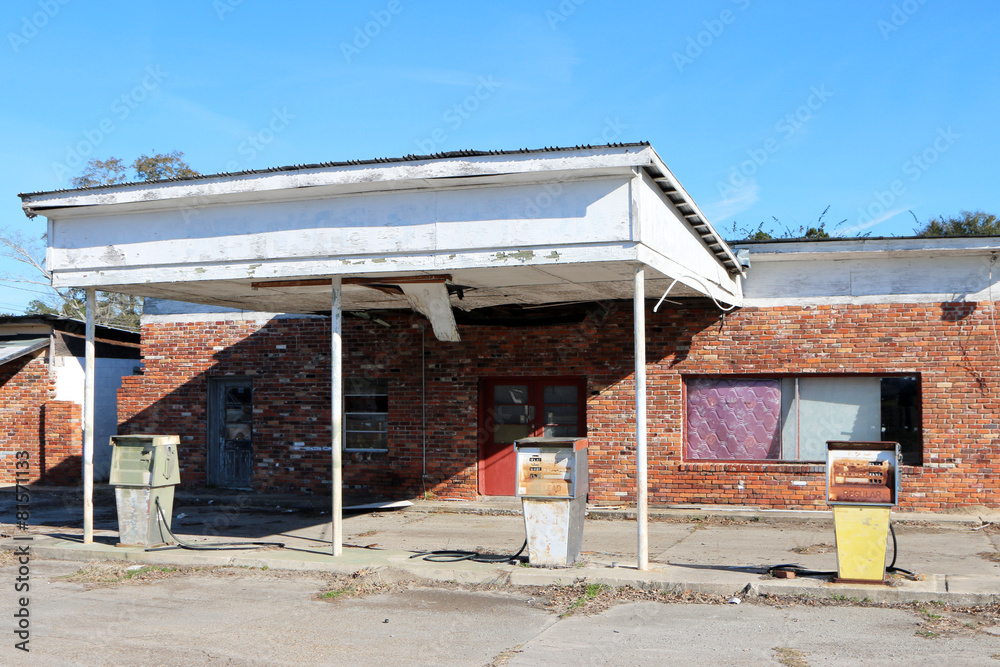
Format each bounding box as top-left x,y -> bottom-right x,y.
1,0 -> 998,313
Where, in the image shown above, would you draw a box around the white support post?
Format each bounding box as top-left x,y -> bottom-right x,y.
634,266 -> 649,570
83,288 -> 96,545
331,278 -> 343,556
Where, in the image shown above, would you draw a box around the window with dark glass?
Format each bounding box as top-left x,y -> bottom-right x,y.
344,378 -> 389,451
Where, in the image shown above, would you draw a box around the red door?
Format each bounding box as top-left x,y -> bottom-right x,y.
478,377 -> 586,495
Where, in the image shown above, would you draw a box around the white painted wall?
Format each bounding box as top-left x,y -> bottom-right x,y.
48,178 -> 632,279
738,248 -> 1000,306
54,356 -> 138,481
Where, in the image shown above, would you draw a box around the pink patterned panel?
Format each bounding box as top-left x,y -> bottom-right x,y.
686,378 -> 781,460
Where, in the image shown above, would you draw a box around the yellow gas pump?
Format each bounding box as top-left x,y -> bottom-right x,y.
826,441 -> 901,584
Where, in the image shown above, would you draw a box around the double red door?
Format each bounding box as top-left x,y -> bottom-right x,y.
478,377 -> 586,496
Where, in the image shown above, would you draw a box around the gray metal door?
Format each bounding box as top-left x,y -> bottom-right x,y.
208,378 -> 253,489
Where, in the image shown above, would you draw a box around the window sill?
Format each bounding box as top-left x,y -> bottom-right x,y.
680,461 -> 826,474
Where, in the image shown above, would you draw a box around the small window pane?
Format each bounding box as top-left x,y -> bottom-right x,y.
345,378 -> 387,395
543,385 -> 578,404
544,425 -> 578,437
347,431 -> 388,450
494,405 -> 531,424
345,414 -> 387,432
494,424 -> 531,444
225,424 -> 251,440
345,395 -> 388,412
494,385 -> 529,405
544,406 -> 578,425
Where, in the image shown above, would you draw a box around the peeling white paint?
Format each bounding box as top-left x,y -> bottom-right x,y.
400,283 -> 460,342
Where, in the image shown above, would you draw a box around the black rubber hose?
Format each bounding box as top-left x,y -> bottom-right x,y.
885,520 -> 915,576
768,521 -> 915,579
144,498 -> 286,552
409,540 -> 528,564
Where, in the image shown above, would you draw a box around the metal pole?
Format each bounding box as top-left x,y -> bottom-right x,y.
83,288 -> 96,544
331,278 -> 343,556
634,267 -> 648,570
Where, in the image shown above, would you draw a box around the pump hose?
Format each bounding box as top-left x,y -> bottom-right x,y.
768,521 -> 915,579
409,540 -> 528,564
144,498 -> 286,552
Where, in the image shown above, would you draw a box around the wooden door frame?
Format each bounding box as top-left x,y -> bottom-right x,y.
476,376 -> 587,495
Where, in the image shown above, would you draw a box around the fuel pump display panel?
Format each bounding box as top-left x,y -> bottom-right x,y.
826,441 -> 900,506
513,437 -> 587,500
516,448 -> 574,498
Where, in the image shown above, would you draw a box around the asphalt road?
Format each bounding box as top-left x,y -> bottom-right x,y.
5,559 -> 1000,666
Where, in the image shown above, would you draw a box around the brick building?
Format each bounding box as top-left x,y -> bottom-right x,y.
19,144 -> 1000,517
0,316 -> 140,484
119,233 -> 1000,511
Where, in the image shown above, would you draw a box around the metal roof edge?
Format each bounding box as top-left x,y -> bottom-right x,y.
19,142 -> 653,201
639,146 -> 743,276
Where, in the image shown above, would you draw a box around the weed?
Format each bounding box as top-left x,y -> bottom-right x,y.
320,589 -> 349,599
560,583 -> 607,617
773,646 -> 809,667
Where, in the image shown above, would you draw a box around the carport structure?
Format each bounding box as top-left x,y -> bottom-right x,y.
20,143 -> 743,569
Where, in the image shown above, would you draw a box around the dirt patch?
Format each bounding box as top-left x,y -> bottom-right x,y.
913,604 -> 985,639
790,542 -> 835,555
0,549 -> 16,568
61,561 -> 205,588
314,567 -> 406,602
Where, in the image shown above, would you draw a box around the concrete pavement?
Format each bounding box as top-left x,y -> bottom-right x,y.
4,487 -> 1000,606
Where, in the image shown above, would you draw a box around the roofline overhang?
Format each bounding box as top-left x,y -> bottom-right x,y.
732,235 -> 1000,261
19,143 -> 743,277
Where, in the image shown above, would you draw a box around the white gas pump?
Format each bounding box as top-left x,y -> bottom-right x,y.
514,436 -> 588,567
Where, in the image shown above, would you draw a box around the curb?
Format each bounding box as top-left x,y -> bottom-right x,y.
14,536 -> 999,607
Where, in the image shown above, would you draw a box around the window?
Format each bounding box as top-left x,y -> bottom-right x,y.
686,375 -> 921,465
344,378 -> 388,451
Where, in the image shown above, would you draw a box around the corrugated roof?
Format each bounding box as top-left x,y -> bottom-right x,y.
18,141 -> 742,276
18,142 -> 653,198
0,335 -> 48,366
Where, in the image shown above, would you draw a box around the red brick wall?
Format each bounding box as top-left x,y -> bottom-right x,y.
40,400 -> 82,484
120,300 -> 1000,510
0,353 -> 50,483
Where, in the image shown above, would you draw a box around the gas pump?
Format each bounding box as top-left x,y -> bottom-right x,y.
826,441 -> 901,584
514,436 -> 588,567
